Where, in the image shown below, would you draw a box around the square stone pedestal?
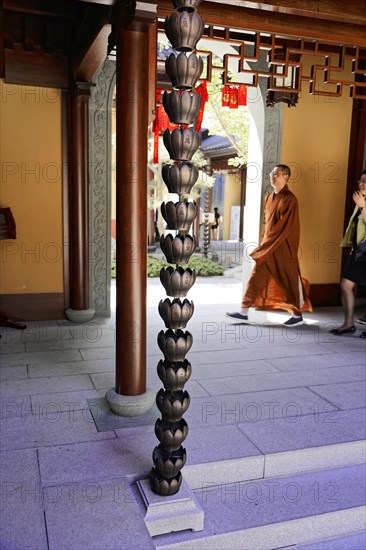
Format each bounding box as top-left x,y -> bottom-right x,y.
136,478 -> 204,537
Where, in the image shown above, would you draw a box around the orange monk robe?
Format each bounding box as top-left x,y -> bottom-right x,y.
242,184 -> 312,315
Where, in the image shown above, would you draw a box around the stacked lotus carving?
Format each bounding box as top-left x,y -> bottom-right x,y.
163,128 -> 201,161
165,12 -> 204,52
165,52 -> 203,90
162,90 -> 201,125
172,0 -> 203,13
159,298 -> 194,329
160,266 -> 196,297
162,163 -> 199,194
151,0 -> 204,497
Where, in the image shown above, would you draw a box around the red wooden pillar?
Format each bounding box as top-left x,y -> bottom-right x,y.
66,82 -> 95,323
113,4 -> 156,398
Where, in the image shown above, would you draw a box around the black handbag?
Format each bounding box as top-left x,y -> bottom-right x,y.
355,238 -> 366,262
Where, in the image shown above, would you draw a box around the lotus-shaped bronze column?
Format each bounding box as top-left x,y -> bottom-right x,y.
172,0 -> 203,12
160,234 -> 197,264
161,201 -> 197,232
158,298 -> 194,329
158,329 -> 193,362
163,128 -> 201,162
150,470 -> 182,496
165,12 -> 205,52
165,52 -> 203,90
152,445 -> 187,477
155,418 -> 189,451
163,90 -> 202,125
156,388 -> 190,422
162,162 -> 199,195
160,266 -> 196,297
157,359 -> 192,390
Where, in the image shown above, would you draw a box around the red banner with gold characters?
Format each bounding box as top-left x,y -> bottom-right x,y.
222,84 -> 247,108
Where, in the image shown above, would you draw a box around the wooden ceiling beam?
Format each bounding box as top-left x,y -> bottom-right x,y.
158,0 -> 366,46
71,4 -> 112,81
205,0 -> 366,26
3,0 -> 76,20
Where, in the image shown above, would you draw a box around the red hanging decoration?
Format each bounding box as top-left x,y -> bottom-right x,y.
221,85 -> 230,107
195,81 -> 208,132
229,86 -> 238,109
238,84 -> 247,106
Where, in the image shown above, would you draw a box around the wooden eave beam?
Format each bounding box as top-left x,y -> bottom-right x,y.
71,4 -> 112,81
158,0 -> 366,46
3,0 -> 77,20
205,0 -> 366,26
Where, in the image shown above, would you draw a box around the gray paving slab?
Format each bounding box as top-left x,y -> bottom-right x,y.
1,409 -> 116,451
44,478 -> 155,550
0,449 -> 48,550
197,365 -> 366,396
184,387 -> 339,428
321,339 -> 366,354
80,346 -> 115,360
309,380 -> 366,410
89,372 -> 209,397
237,408 -> 366,455
1,373 -> 94,396
38,424 -> 262,487
28,357 -> 115,378
0,340 -> 26,353
1,395 -> 32,420
153,465 -> 366,549
0,364 -> 28,381
176,343 -> 333,367
30,388 -> 106,413
1,348 -> 83,366
25,331 -> 117,352
88,397 -> 160,432
298,531 -> 366,550
266,351 -> 366,371
186,360 -> 280,379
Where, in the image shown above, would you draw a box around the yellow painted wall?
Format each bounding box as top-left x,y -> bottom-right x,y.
281,55 -> 353,284
0,80 -> 64,294
223,172 -> 241,240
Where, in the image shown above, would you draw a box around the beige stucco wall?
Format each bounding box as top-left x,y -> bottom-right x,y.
0,80 -> 64,294
281,55 -> 353,284
223,172 -> 241,240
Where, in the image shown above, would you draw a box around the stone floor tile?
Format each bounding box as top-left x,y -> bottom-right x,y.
1,395 -> 32,420
309,380 -> 366,410
181,343 -> 332,367
184,387 -> 338,428
28,357 -> 115,378
266,351 -> 366,371
1,348 -> 83,367
1,373 -> 94,396
186,360 -> 280,379
0,449 -> 48,550
237,408 -> 366,454
298,531 -> 366,550
26,331 -> 116,352
321,339 -> 366,354
1,409 -> 116,451
197,365 -> 366,396
90,371 -> 114,390
80,346 -> 115,360
44,478 -> 155,550
31,388 -> 106,413
0,364 -> 28,381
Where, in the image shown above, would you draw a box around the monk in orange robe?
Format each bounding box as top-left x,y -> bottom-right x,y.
227,164 -> 312,326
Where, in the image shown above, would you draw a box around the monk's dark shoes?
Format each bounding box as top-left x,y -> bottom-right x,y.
226,312 -> 248,321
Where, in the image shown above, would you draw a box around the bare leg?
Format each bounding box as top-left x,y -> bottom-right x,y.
339,277 -> 356,329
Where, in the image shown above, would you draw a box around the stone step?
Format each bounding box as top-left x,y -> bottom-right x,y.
152,464 -> 366,550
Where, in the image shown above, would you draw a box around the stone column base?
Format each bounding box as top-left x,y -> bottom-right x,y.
65,308 -> 95,323
105,387 -> 156,417
136,478 -> 204,537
